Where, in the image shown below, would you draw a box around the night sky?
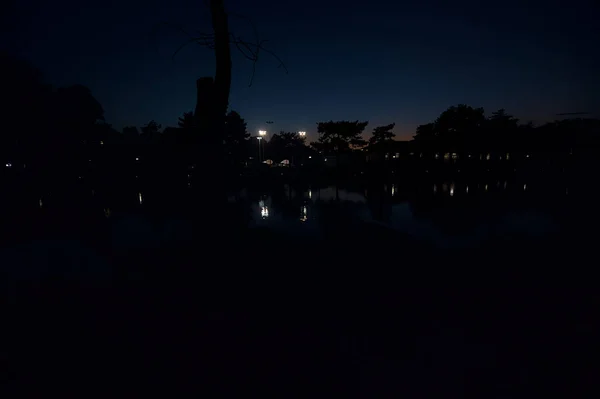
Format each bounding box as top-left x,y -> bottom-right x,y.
4,0 -> 598,140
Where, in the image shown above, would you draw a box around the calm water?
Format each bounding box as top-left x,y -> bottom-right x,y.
243,181 -> 574,248
0,175 -> 589,253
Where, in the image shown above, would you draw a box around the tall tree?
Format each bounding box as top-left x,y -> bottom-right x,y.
1,53 -> 52,167
177,111 -> 195,129
413,123 -> 436,141
224,110 -> 249,164
54,85 -> 104,130
268,131 -> 307,162
140,120 -> 162,136
486,109 -> 519,151
312,120 -> 369,155
368,123 -> 396,146
433,104 -> 485,151
140,120 -> 162,149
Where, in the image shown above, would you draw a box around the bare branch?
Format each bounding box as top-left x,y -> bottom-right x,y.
168,12 -> 287,87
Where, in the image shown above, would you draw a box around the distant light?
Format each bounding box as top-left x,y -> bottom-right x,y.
450,184 -> 454,196
261,206 -> 269,218
136,157 -> 139,161
298,131 -> 306,137
324,158 -> 327,162
39,198 -> 43,208
466,186 -> 469,194
523,184 -> 527,191
5,163 -> 11,168
89,159 -> 92,162
485,184 -> 488,191
138,192 -> 143,205
308,190 -> 312,199
526,154 -> 530,158
308,156 -> 312,159
100,140 -> 104,146
259,130 -> 267,136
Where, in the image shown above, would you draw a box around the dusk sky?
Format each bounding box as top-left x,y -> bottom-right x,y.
4,0 -> 598,140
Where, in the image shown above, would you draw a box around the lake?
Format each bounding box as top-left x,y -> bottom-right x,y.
2,173 -> 596,397
0,174 -> 589,254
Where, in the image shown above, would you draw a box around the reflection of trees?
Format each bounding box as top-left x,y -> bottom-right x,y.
407,184 -> 516,235
365,183 -> 392,223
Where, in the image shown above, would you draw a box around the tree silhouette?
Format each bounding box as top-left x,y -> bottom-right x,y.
312,120 -> 369,155
413,105 -> 485,152
268,131 -> 307,163
486,109 -> 519,151
488,109 -> 519,129
177,111 -> 195,129
435,104 -> 485,148
163,1 -> 287,173
54,85 -> 104,129
368,123 -> 396,146
2,53 -> 52,168
224,110 -> 250,165
413,123 -> 436,141
141,120 -> 162,136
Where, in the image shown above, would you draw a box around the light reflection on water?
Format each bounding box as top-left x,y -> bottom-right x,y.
13,178 -> 573,249
247,182 -> 567,247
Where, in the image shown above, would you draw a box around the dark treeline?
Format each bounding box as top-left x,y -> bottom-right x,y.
411,104 -> 600,156
363,105 -> 600,190
2,53 -> 599,203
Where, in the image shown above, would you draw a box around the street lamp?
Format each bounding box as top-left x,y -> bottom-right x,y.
258,130 -> 267,162
298,131 -> 306,137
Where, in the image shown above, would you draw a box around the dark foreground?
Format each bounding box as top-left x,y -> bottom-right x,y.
1,184 -> 597,397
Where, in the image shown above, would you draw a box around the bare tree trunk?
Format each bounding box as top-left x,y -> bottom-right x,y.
210,0 -> 232,131
194,0 -> 232,228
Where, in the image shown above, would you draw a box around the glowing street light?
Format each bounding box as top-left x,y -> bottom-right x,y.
257,130 -> 267,162
298,131 -> 306,137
